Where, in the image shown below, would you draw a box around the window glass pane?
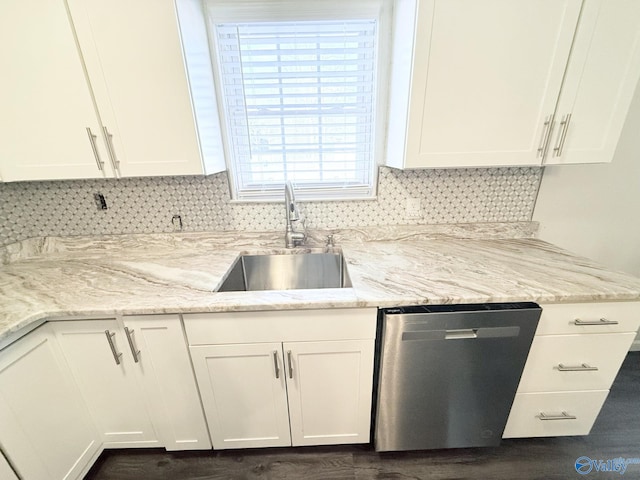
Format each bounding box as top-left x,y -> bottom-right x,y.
216,19 -> 378,199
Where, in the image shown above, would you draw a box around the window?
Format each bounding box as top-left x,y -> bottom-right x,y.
206,0 -> 390,201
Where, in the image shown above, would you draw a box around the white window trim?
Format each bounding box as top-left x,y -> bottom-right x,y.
204,0 -> 393,202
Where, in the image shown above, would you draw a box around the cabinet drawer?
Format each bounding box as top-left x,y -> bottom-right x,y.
503,390 -> 608,438
517,333 -> 636,393
537,302 -> 640,335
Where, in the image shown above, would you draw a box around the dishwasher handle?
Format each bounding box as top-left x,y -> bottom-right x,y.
401,325 -> 521,341
445,328 -> 478,340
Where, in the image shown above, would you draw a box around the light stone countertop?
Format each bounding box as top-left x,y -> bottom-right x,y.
2,222 -> 640,345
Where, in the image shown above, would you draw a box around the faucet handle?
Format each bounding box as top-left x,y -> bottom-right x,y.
326,234 -> 335,247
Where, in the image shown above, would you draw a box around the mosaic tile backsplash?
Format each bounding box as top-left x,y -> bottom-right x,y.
0,167 -> 542,246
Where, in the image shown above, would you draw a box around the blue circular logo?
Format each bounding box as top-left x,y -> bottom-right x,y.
575,456 -> 593,475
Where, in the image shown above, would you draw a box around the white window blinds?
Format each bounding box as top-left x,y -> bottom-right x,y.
215,18 -> 379,200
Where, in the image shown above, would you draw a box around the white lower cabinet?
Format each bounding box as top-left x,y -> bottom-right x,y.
52,315 -> 210,450
122,315 -> 211,451
504,301 -> 640,438
190,343 -> 292,449
53,318 -> 159,448
0,324 -> 100,480
504,390 -> 609,438
515,332 -> 636,393
285,340 -> 374,446
185,308 -> 377,450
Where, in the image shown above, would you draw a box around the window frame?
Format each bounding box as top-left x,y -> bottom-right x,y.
204,0 -> 393,202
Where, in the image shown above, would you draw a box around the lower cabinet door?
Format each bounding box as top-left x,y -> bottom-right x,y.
503,390 -> 609,438
123,315 -> 211,450
0,325 -> 100,480
284,339 -> 375,446
52,319 -> 159,448
190,343 -> 291,449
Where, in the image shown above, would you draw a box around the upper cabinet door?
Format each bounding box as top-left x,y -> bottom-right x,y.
390,0 -> 582,169
0,0 -> 110,181
66,0 -> 207,177
545,0 -> 640,165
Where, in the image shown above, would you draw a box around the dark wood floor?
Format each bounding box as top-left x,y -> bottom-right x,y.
85,352 -> 640,480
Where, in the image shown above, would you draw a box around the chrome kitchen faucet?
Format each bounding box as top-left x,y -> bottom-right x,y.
284,181 -> 306,248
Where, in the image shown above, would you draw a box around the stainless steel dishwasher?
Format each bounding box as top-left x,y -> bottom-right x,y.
375,302 -> 541,451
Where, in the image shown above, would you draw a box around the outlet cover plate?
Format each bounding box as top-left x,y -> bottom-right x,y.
405,198 -> 422,218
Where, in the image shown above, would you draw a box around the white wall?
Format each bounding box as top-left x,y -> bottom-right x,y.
533,84 -> 640,349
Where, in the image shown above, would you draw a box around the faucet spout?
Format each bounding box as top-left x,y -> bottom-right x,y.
284,181 -> 306,248
285,181 -> 299,223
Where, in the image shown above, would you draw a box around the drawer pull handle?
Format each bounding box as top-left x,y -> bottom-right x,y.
557,363 -> 598,372
573,318 -> 618,326
538,411 -> 577,421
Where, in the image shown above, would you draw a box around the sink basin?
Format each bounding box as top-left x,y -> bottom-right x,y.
216,253 -> 352,292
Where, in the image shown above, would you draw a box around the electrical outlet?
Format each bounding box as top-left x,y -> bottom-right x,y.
405,197 -> 422,218
94,193 -> 107,210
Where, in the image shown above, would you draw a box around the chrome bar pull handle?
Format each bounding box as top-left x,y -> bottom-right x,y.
557,363 -> 598,372
104,330 -> 122,365
124,327 -> 141,363
102,126 -> 121,176
287,350 -> 293,379
538,411 -> 577,421
86,127 -> 104,171
537,115 -> 554,158
553,113 -> 572,157
574,318 -> 619,326
273,351 -> 280,379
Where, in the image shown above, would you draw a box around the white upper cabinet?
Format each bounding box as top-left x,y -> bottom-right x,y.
387,0 -> 583,169
387,0 -> 640,169
0,0 -> 111,181
66,0 -> 223,178
544,0 -> 640,165
0,0 -> 225,183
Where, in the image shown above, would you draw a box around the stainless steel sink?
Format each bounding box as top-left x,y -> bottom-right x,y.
216,253 -> 352,292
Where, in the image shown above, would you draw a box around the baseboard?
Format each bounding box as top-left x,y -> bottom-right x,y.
630,340 -> 640,352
